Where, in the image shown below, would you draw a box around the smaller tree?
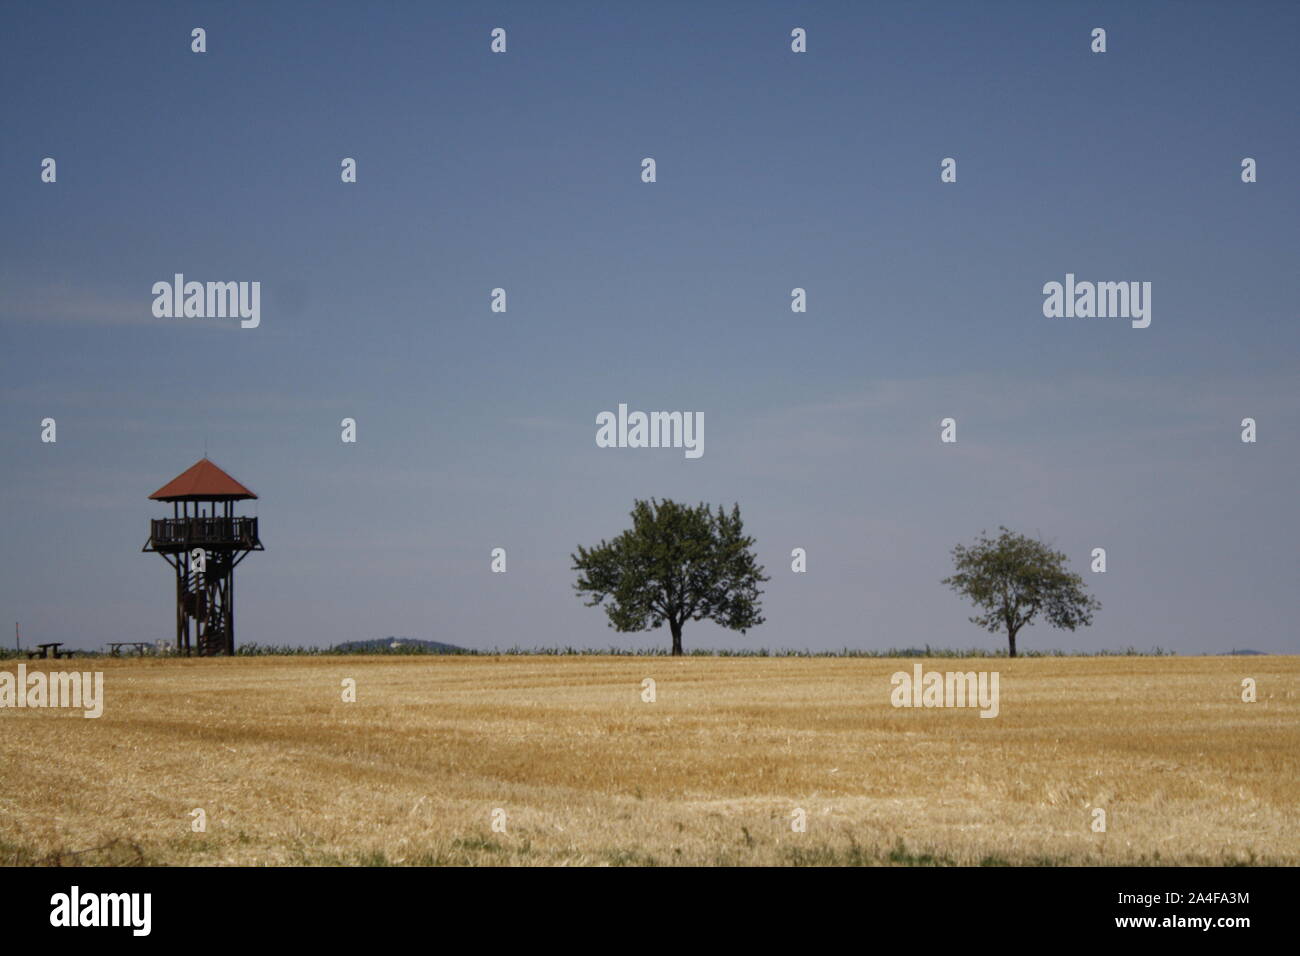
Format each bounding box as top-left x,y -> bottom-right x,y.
571,498 -> 768,655
941,527 -> 1100,657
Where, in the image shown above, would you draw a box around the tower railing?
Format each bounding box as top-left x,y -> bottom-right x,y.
149,516 -> 259,549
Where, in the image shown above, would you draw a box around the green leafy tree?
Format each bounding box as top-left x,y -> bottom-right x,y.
941,527 -> 1100,657
571,499 -> 768,655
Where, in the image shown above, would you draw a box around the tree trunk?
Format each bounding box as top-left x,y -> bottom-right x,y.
670,620 -> 683,656
1007,626 -> 1018,659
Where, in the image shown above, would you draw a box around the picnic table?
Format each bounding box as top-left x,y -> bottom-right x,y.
28,642 -> 75,659
108,642 -> 152,657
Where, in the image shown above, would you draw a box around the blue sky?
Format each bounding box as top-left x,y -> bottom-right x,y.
2,1 -> 1297,653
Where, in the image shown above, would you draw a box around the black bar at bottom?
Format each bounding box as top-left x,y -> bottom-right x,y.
0,865 -> 1280,942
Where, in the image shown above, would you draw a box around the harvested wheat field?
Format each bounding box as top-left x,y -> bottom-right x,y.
1,655 -> 1296,866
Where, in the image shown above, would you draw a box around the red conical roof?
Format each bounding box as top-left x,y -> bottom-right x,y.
149,458 -> 257,501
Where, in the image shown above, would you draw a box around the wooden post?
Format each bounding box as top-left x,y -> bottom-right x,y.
227,568 -> 235,655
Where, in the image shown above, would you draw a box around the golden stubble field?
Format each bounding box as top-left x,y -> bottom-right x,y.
1,655 -> 1296,866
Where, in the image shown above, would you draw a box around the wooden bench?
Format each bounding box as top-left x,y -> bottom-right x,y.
108,642 -> 151,657
28,642 -> 74,659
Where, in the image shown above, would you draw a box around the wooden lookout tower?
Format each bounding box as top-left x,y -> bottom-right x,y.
143,458 -> 263,656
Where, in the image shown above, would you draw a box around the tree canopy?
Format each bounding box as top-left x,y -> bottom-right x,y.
942,527 -> 1100,657
571,499 -> 768,655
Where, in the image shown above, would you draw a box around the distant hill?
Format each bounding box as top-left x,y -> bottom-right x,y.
331,637 -> 469,654
1223,649 -> 1267,656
